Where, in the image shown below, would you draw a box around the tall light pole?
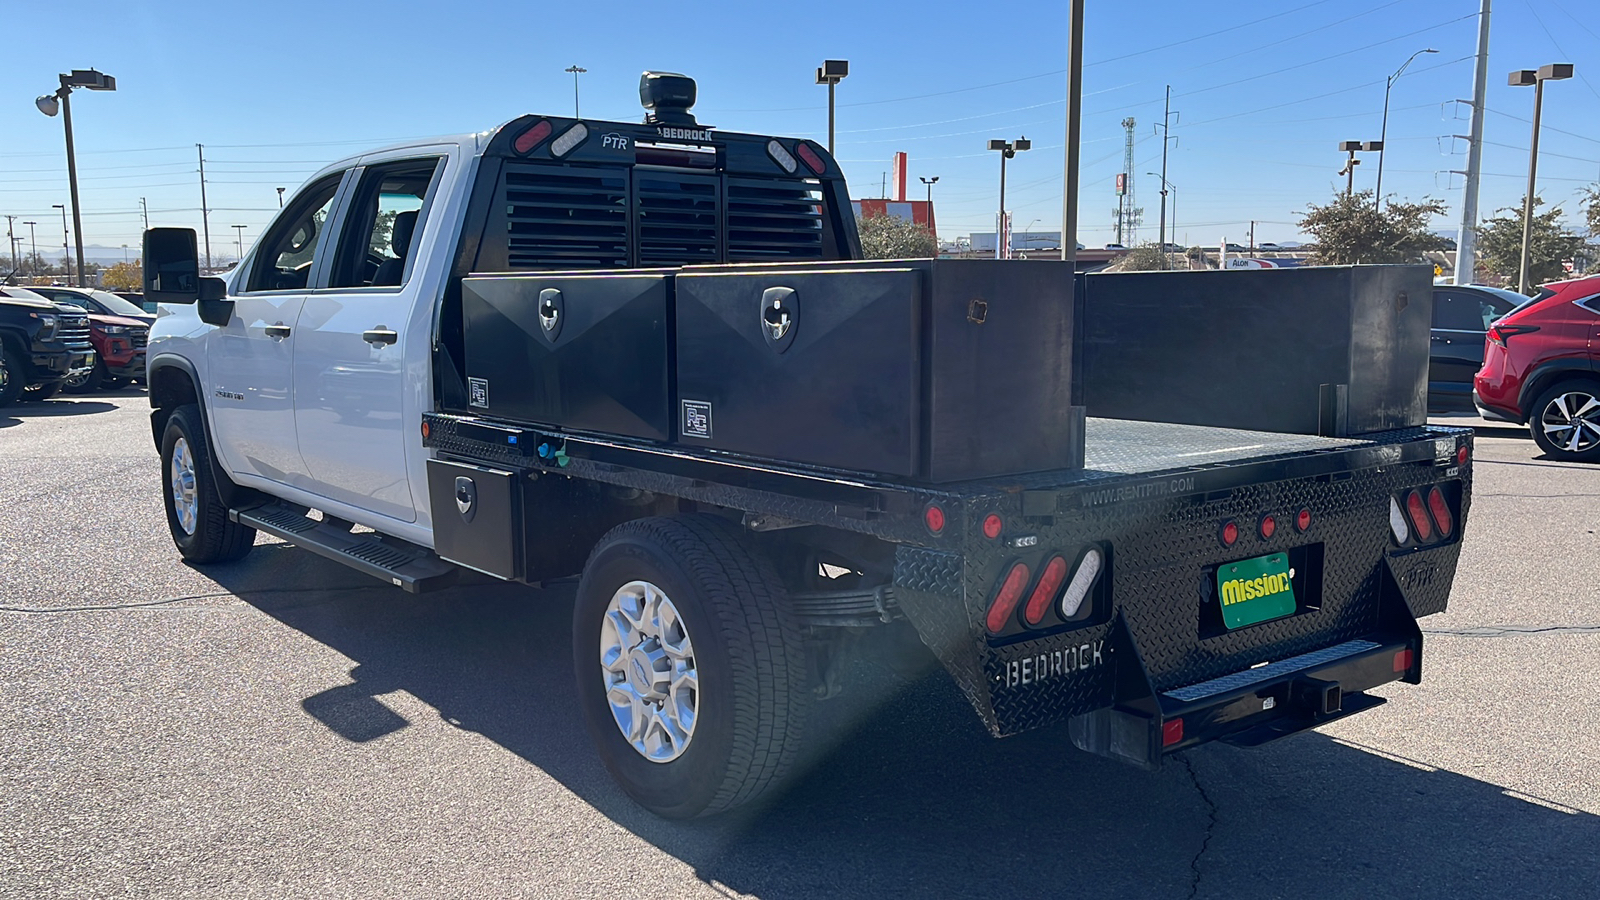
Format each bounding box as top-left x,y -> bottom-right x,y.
1061,0 -> 1085,269
36,68 -> 116,289
1374,48 -> 1438,210
816,60 -> 849,155
232,224 -> 247,263
1455,0 -> 1493,286
1337,141 -> 1382,198
121,244 -> 128,265
4,216 -> 15,275
988,137 -> 1031,259
565,65 -> 587,118
1510,63 -> 1574,294
52,205 -> 68,283
919,175 -> 939,241
276,187 -> 285,208
23,222 -> 37,277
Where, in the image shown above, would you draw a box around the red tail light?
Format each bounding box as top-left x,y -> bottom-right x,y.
1259,515 -> 1277,540
1487,323 -> 1539,347
982,513 -> 1003,540
1393,648 -> 1415,673
513,119 -> 553,154
1022,556 -> 1069,627
1295,508 -> 1312,532
1404,490 -> 1433,542
1426,487 -> 1453,537
985,562 -> 1032,633
1219,520 -> 1239,547
796,142 -> 826,175
924,504 -> 945,534
1161,718 -> 1185,747
1456,445 -> 1469,467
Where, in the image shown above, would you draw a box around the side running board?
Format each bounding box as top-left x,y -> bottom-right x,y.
231,502 -> 459,594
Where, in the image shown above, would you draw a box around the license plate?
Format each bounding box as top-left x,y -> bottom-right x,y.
1216,552 -> 1296,629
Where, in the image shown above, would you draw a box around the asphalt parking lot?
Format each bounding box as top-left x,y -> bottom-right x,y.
3,392 -> 1597,899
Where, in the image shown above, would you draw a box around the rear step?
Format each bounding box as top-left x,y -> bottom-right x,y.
231,502 -> 459,594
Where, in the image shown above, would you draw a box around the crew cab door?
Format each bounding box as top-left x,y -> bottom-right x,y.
291,154 -> 447,523
208,171 -> 348,485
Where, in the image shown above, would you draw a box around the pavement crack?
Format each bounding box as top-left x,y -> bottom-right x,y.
1180,753 -> 1217,900
0,584 -> 393,614
1424,624 -> 1600,638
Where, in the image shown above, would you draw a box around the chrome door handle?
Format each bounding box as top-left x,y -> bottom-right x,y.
264,323 -> 291,340
363,327 -> 398,346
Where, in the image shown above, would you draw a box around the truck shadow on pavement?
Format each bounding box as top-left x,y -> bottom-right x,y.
0,398 -> 119,427
217,549 -> 1599,900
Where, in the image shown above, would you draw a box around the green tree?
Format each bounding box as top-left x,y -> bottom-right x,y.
1297,190 -> 1448,265
101,261 -> 143,292
1476,196 -> 1585,293
1113,243 -> 1176,271
857,213 -> 937,259
1580,184 -> 1600,237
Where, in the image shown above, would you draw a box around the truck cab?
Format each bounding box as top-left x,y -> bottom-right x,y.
0,286 -> 95,406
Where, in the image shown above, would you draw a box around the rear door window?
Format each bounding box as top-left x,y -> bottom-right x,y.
327,158 -> 444,289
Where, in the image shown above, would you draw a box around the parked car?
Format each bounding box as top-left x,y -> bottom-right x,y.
1428,284 -> 1529,413
26,287 -> 153,391
1104,243 -> 1127,250
0,286 -> 95,405
113,291 -> 156,314
1474,274 -> 1600,461
1258,242 -> 1281,251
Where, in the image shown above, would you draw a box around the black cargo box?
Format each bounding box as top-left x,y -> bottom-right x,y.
675,258 -> 1083,481
1076,265 -> 1431,436
461,271 -> 673,441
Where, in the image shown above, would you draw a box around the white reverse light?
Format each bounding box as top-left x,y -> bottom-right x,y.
1389,496 -> 1409,544
550,123 -> 589,158
1059,548 -> 1103,618
766,139 -> 798,174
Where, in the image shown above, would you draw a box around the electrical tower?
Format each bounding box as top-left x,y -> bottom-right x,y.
1113,117 -> 1142,244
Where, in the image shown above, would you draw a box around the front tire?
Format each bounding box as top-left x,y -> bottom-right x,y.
65,360 -> 106,394
0,338 -> 23,408
573,515 -> 811,819
1529,379 -> 1600,463
159,404 -> 256,562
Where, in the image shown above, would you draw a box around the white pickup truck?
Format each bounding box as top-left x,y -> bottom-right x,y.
143,73 -> 1471,819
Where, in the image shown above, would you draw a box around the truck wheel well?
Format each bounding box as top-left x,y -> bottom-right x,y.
148,364 -> 203,452
1519,367 -> 1600,421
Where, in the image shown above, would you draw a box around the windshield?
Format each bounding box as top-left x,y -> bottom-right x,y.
0,287 -> 51,303
86,290 -> 150,318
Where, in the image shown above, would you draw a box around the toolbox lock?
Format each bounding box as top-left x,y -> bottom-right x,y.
760,286 -> 798,352
537,288 -> 564,342
1292,677 -> 1343,717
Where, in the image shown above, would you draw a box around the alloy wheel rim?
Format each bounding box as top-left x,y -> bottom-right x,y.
1541,391 -> 1600,454
599,580 -> 699,763
170,437 -> 199,535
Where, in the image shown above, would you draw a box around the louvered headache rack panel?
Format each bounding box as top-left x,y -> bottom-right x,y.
496,161 -> 830,270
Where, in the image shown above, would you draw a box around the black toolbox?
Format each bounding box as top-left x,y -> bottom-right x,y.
674,258 -> 1084,481
1076,264 -> 1432,436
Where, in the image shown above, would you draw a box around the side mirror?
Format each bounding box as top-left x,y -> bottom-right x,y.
142,228 -> 227,305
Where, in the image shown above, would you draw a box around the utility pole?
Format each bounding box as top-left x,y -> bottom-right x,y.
52,204 -> 68,284
232,224 -> 246,263
1060,0 -> 1085,269
197,144 -> 212,271
1455,0 -> 1492,285
1249,221 -> 1256,253
24,222 -> 37,277
139,196 -> 149,232
565,65 -> 587,118
1156,86 -> 1175,250
4,216 -> 16,274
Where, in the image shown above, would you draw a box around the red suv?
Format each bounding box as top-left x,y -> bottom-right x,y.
1474,274 -> 1600,461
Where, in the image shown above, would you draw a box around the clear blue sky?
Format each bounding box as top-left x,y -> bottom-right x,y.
2,0 -> 1596,258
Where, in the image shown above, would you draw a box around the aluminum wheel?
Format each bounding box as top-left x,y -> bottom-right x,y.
600,580 -> 699,763
169,436 -> 199,536
1540,390 -> 1600,454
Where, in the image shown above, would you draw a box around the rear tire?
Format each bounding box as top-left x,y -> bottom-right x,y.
1529,379 -> 1600,463
159,404 -> 256,562
573,515 -> 811,819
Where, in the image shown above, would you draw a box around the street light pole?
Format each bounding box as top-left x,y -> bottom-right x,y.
989,138 -> 1031,259
36,69 -> 116,288
276,187 -> 285,208
140,197 -> 148,232
1375,48 -> 1438,210
23,222 -> 37,277
1061,0 -> 1085,269
232,225 -> 247,263
1511,64 -> 1574,293
565,65 -> 587,118
816,60 -> 849,155
52,205 -> 68,283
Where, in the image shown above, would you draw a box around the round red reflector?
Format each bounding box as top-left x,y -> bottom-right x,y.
982,514 -> 1003,540
985,562 -> 1032,633
1404,490 -> 1433,542
1022,556 -> 1070,627
924,505 -> 946,534
420,420 -> 430,439
1426,487 -> 1453,537
1220,520 -> 1238,547
1456,445 -> 1469,467
1260,515 -> 1277,539
1296,508 -> 1311,532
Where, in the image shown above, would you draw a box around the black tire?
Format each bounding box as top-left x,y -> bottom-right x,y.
159,404 -> 256,562
0,337 -> 23,408
573,515 -> 811,819
65,359 -> 106,394
1529,379 -> 1600,463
